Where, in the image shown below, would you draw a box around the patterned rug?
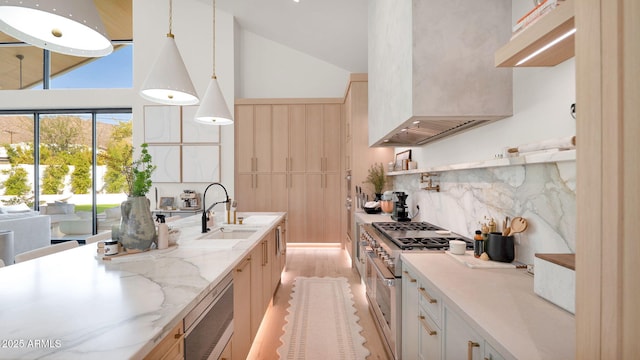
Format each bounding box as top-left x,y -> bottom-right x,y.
277,277 -> 370,360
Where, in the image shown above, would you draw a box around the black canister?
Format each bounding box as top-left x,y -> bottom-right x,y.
486,232 -> 515,262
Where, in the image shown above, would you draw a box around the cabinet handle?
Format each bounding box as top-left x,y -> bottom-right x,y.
255,174 -> 259,188
418,315 -> 437,336
419,287 -> 437,304
289,157 -> 292,172
236,257 -> 251,272
467,341 -> 480,360
403,270 -> 417,283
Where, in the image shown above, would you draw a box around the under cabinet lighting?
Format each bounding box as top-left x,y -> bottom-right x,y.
516,28 -> 576,66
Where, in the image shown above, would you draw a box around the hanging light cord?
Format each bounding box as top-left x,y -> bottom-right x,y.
168,0 -> 174,37
212,0 -> 217,78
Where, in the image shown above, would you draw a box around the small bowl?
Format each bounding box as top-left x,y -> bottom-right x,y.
363,206 -> 382,214
449,240 -> 467,255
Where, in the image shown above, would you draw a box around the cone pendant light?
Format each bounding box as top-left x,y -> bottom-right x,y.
140,0 -> 199,106
0,0 -> 112,57
194,0 -> 232,125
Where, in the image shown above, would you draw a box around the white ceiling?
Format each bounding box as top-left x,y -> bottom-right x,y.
214,0 -> 368,73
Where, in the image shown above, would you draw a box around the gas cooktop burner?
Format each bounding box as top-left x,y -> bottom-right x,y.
373,222 -> 444,232
372,221 -> 473,251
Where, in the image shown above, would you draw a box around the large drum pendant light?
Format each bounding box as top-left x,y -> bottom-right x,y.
194,0 -> 232,125
0,0 -> 112,57
140,0 -> 199,106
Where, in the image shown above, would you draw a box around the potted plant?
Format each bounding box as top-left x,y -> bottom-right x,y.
119,143 -> 158,251
364,163 -> 387,201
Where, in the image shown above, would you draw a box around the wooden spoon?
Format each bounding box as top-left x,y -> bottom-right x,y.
509,217 -> 528,235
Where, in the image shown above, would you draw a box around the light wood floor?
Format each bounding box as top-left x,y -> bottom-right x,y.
247,245 -> 391,360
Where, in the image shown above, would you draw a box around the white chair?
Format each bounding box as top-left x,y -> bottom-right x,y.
15,241 -> 79,263
0,259 -> 4,267
85,231 -> 112,244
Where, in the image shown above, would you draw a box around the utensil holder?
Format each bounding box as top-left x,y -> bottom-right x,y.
486,232 -> 515,262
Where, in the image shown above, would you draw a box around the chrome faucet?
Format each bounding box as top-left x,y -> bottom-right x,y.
201,182 -> 230,233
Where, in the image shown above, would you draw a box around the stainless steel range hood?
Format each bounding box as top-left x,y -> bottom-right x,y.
371,116 -> 502,147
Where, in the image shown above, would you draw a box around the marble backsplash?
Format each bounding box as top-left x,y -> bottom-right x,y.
392,161 -> 576,265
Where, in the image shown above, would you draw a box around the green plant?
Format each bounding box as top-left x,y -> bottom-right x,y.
124,143 -> 156,197
364,163 -> 387,194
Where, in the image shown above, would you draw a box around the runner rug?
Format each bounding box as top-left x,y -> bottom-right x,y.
277,276 -> 370,360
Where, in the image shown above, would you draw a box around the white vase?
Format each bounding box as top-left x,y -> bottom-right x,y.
119,196 -> 156,251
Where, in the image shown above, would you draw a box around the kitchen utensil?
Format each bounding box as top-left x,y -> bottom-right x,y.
510,217 -> 528,235
486,232 -> 515,262
502,227 -> 511,236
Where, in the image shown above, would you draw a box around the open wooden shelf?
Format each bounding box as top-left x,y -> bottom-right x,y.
387,149 -> 575,176
495,0 -> 575,67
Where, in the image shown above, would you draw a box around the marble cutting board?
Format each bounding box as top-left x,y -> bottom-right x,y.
446,251 -> 516,269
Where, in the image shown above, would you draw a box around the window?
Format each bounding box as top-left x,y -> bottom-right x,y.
0,43 -> 133,90
0,110 -> 132,239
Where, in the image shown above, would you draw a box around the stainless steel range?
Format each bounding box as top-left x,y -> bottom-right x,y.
360,221 -> 472,359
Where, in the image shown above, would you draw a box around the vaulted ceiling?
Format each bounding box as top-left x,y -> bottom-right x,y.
0,0 -> 367,91
215,0 -> 368,73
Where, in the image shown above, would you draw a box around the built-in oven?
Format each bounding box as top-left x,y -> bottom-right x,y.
184,272 -> 233,360
365,249 -> 400,360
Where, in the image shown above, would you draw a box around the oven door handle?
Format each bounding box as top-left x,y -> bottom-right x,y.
366,251 -> 396,287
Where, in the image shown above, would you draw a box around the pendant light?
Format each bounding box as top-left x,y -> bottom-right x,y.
140,0 -> 199,106
194,0 -> 233,125
0,0 -> 112,57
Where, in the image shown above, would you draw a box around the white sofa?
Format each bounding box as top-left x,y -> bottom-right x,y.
0,212 -> 51,264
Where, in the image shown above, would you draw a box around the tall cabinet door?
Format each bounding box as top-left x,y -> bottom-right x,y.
323,104 -> 342,173
271,105 -> 289,173
253,105 -> 272,173
287,173 -> 306,243
305,174 -> 324,243
305,105 -> 324,173
236,105 -> 255,173
324,173 -> 341,242
288,105 -> 306,173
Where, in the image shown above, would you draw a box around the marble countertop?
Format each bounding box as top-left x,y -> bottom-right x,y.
354,210 -> 393,224
0,212 -> 285,359
402,253 -> 575,360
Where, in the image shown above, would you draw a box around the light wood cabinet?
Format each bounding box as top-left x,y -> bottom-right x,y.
306,104 -> 341,173
250,231 -> 277,338
235,100 -> 343,244
272,104 -> 306,173
236,105 -> 272,174
305,173 -> 341,243
232,256 -> 251,360
144,321 -> 184,360
236,173 -> 272,212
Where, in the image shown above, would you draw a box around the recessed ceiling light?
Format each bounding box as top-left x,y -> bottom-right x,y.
293,0 -> 300,2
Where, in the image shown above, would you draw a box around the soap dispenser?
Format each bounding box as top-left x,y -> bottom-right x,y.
156,215 -> 169,250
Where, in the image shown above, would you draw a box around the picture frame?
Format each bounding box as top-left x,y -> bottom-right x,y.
159,197 -> 174,210
395,149 -> 412,170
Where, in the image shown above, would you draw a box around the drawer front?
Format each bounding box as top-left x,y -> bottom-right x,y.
418,280 -> 442,327
418,309 -> 441,360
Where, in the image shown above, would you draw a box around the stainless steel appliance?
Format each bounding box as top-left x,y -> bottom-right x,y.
360,221 -> 473,359
184,272 -> 233,360
345,170 -> 353,241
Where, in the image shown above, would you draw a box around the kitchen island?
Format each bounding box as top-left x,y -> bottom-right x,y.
0,212 -> 285,359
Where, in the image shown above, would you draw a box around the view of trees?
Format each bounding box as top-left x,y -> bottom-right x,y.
0,115 -> 132,203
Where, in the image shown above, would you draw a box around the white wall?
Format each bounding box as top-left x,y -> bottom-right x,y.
134,0 -> 236,210
235,29 -> 350,98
